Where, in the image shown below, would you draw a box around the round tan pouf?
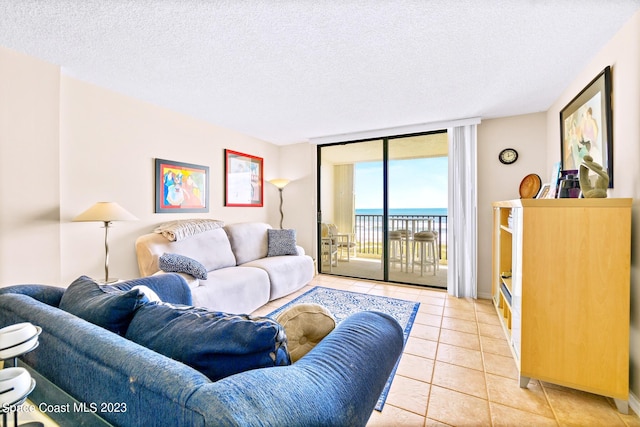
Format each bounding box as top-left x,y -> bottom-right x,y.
275,303 -> 336,363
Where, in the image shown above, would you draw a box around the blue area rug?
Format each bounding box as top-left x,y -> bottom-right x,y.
268,286 -> 420,411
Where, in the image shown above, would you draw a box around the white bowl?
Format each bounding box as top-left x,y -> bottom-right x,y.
0,367 -> 32,405
0,323 -> 38,350
0,324 -> 41,360
0,334 -> 40,360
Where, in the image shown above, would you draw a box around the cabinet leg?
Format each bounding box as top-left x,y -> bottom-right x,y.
519,375 -> 530,388
613,398 -> 628,414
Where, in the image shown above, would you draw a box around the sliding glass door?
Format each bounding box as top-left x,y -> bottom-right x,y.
317,131 -> 448,288
318,139 -> 384,281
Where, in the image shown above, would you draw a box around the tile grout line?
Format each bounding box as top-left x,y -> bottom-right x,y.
474,300 -> 495,427
422,294 -> 444,424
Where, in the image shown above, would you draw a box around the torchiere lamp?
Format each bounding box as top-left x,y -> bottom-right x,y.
73,202 -> 138,283
269,179 -> 290,229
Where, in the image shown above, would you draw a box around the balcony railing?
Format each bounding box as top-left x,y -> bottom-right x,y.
354,214 -> 448,261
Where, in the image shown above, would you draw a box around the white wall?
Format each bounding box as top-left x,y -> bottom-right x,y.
276,143 -> 317,256
0,47 -> 286,287
58,77 -> 282,284
476,113 -> 547,298
0,47 -> 62,285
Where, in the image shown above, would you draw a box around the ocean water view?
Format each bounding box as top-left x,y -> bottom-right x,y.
356,208 -> 447,217
353,208 -> 448,257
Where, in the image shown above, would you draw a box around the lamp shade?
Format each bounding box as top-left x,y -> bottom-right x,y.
73,202 -> 138,222
269,179 -> 290,189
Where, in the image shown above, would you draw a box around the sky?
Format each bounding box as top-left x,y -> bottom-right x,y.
354,157 -> 448,209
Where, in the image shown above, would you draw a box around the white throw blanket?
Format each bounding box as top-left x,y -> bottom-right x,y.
154,219 -> 224,242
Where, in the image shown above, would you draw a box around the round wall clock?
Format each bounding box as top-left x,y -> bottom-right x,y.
499,148 -> 518,165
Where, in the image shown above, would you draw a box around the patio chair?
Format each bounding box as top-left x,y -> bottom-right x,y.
322,223 -> 356,262
320,223 -> 339,271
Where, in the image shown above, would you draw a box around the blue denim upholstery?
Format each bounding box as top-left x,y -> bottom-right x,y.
126,303 -> 291,381
0,273 -> 191,318
59,276 -> 147,335
106,274 -> 193,305
0,278 -> 404,426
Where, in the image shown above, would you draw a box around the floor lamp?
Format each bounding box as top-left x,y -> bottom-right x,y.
73,202 -> 138,283
269,179 -> 290,229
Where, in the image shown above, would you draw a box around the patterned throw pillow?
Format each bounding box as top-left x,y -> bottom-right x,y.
275,303 -> 336,362
158,253 -> 208,280
267,229 -> 298,257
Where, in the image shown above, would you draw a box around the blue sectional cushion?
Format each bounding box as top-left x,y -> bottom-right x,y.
125,303 -> 291,381
267,229 -> 298,257
106,274 -> 192,306
59,276 -> 146,335
159,253 -> 208,280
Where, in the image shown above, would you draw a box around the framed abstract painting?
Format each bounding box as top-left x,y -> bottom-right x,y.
155,158 -> 209,213
560,66 -> 613,187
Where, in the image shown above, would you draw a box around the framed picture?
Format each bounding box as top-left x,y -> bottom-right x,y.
560,66 -> 613,187
155,158 -> 209,213
548,161 -> 562,198
224,149 -> 263,207
536,183 -> 551,199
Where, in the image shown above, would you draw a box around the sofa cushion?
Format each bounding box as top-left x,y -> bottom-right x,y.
159,253 -> 208,280
106,274 -> 193,306
59,276 -> 146,335
244,255 -> 315,300
125,303 -> 291,381
224,222 -> 271,265
135,228 -> 236,277
267,229 -> 298,257
190,267 -> 270,314
131,285 -> 162,303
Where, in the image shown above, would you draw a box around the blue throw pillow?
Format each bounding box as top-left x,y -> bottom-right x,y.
267,229 -> 298,257
59,276 -> 146,335
125,303 -> 291,381
158,253 -> 208,280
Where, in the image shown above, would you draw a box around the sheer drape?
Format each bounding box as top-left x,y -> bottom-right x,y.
447,124 -> 478,298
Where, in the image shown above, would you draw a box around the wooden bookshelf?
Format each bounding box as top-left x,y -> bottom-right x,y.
491,198 -> 632,413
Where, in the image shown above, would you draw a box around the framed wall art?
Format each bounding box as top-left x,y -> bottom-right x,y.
536,183 -> 551,199
560,66 -> 613,187
155,158 -> 209,213
224,149 -> 263,207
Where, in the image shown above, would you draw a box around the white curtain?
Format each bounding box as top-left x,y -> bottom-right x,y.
447,124 -> 478,298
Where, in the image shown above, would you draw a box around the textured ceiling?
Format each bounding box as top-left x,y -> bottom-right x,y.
1,1 -> 639,145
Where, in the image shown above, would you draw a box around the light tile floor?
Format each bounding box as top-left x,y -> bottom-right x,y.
255,274 -> 640,427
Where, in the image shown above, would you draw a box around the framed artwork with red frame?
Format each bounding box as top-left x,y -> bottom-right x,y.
155,158 -> 209,213
224,149 -> 263,207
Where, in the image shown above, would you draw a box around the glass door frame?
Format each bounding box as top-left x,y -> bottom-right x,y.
316,129 -> 446,284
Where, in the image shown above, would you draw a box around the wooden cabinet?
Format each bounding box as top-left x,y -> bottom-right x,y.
492,198 -> 632,413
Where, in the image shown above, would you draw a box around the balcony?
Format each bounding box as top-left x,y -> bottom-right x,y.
321,214 -> 448,288
356,214 -> 447,260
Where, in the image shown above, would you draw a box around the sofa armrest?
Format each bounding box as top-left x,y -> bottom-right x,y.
0,284 -> 65,307
0,293 -> 212,426
187,311 -> 404,426
0,275 -> 191,308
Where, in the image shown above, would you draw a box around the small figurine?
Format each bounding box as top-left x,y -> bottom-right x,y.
579,155 -> 609,198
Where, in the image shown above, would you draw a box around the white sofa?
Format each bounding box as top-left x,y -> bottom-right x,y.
135,222 -> 315,314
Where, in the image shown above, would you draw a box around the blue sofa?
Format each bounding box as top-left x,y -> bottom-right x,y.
0,275 -> 404,426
